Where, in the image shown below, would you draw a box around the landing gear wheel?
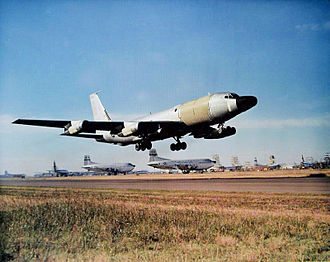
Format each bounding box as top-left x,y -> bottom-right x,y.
170,143 -> 176,151
139,141 -> 151,151
170,142 -> 187,151
135,143 -> 141,151
146,141 -> 152,150
170,136 -> 187,151
180,142 -> 187,150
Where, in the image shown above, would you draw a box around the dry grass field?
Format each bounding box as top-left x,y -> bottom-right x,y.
0,186 -> 329,261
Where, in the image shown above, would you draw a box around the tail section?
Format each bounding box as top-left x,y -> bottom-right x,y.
149,149 -> 167,162
212,154 -> 220,166
90,92 -> 111,121
84,155 -> 96,166
53,161 -> 57,172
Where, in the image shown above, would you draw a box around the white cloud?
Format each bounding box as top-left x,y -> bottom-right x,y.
295,21 -> 330,32
0,114 -> 63,135
295,23 -> 321,31
323,21 -> 330,31
0,114 -> 32,134
232,114 -> 330,129
110,112 -> 146,121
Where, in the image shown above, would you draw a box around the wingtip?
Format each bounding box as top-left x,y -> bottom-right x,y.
12,119 -> 20,124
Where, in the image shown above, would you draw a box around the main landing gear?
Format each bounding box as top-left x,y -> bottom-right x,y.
170,137 -> 187,151
135,140 -> 152,151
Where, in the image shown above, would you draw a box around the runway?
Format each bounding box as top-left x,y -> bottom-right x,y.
1,176 -> 329,194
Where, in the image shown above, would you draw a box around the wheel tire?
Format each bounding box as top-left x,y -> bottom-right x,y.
146,141 -> 152,150
170,143 -> 176,151
135,143 -> 141,151
181,142 -> 187,150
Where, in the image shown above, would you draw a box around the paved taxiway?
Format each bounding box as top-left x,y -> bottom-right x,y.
1,176 -> 329,194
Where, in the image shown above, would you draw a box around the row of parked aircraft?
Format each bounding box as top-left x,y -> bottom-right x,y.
38,150 -> 217,177
44,149 -> 216,176
17,152 -> 323,177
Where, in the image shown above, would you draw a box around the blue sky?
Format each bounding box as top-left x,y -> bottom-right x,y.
0,0 -> 329,175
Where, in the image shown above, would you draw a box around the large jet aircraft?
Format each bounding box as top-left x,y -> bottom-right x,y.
82,155 -> 135,175
13,92 -> 257,151
0,170 -> 26,178
52,161 -> 70,177
148,148 -> 215,173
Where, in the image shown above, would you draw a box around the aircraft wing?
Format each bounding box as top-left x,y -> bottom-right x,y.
13,119 -> 71,128
62,133 -> 104,139
12,119 -> 125,134
136,121 -> 187,134
176,164 -> 196,170
13,119 -> 187,136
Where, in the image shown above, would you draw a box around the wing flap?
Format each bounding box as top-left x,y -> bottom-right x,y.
137,121 -> 187,134
61,133 -> 104,139
82,121 -> 124,133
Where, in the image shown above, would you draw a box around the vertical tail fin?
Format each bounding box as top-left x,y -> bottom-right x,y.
84,155 -> 95,165
149,149 -> 166,162
90,92 -> 111,121
212,154 -> 220,166
149,149 -> 158,162
53,161 -> 57,172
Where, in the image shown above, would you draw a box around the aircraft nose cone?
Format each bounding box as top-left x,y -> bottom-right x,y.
236,96 -> 258,112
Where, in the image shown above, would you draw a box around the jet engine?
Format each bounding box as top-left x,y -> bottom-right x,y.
203,126 -> 236,139
120,122 -> 139,137
65,120 -> 84,135
120,122 -> 161,137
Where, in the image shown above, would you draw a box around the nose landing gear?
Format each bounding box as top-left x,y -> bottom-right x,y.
170,137 -> 187,151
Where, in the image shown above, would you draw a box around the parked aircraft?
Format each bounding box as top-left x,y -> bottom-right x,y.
52,161 -> 70,177
300,155 -> 313,169
0,170 -> 25,178
253,157 -> 267,168
82,155 -> 135,175
147,148 -> 215,173
13,92 -> 257,151
253,157 -> 281,170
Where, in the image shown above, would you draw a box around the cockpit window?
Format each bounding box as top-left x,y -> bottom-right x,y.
225,93 -> 239,99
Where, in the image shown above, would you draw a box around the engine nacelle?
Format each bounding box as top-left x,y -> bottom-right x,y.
120,122 -> 139,137
204,126 -> 236,139
66,120 -> 84,134
102,133 -> 141,145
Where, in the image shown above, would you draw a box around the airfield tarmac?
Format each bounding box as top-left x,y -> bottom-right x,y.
1,170 -> 329,194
